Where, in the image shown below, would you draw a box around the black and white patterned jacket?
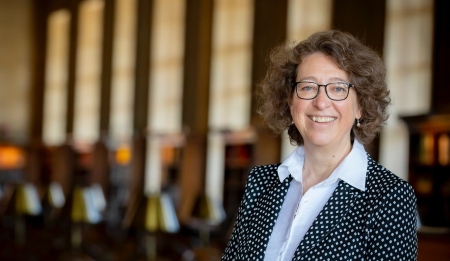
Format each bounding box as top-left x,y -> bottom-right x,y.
222,155 -> 418,260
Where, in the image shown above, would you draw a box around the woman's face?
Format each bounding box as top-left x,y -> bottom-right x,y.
290,52 -> 361,149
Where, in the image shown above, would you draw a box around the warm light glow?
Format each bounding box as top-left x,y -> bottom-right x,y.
420,133 -> 434,165
115,144 -> 131,165
161,147 -> 175,166
0,145 -> 25,169
416,178 -> 433,195
438,134 -> 449,165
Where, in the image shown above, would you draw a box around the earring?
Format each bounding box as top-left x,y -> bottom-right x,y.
357,119 -> 361,127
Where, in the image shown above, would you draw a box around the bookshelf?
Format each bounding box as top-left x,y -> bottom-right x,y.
401,114 -> 450,227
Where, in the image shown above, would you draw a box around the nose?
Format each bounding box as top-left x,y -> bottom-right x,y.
312,86 -> 331,109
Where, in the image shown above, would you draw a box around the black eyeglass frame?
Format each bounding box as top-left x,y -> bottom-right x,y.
291,80 -> 356,101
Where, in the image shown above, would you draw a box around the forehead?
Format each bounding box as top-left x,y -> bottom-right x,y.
296,52 -> 349,81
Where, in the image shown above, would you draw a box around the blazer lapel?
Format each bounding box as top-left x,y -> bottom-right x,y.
292,180 -> 359,259
245,173 -> 293,260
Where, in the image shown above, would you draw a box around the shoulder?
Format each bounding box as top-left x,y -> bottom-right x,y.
364,159 -> 418,259
365,155 -> 416,204
247,163 -> 281,183
242,164 -> 281,198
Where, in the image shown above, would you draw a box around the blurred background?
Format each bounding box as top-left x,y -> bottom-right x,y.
0,0 -> 449,260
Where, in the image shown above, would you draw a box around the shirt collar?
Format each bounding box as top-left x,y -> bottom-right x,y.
277,139 -> 367,191
277,146 -> 305,182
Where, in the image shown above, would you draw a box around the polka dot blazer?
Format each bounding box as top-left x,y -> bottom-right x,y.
222,155 -> 418,260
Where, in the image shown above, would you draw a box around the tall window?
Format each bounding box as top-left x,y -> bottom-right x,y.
145,0 -> 186,194
110,0 -> 137,144
287,0 -> 332,41
43,10 -> 71,146
148,0 -> 186,134
73,0 -> 104,145
208,0 -> 254,131
380,0 -> 434,180
0,0 -> 32,143
206,0 -> 254,202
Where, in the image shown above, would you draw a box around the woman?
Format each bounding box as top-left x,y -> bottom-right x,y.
222,30 -> 417,260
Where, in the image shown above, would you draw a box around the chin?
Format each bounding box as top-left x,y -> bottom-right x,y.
304,136 -> 334,147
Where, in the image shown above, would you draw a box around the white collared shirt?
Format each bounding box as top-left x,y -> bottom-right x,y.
264,140 -> 368,261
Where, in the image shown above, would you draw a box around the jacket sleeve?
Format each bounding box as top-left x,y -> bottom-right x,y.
366,181 -> 418,261
222,167 -> 258,260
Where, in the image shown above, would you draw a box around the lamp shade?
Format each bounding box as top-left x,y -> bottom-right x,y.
123,192 -> 179,233
15,183 -> 42,216
47,181 -> 65,208
145,193 -> 179,233
191,194 -> 225,225
71,186 -> 102,224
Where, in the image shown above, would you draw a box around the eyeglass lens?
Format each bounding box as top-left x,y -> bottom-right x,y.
296,82 -> 350,100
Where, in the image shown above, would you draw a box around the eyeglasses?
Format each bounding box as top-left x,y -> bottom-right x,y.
291,81 -> 355,101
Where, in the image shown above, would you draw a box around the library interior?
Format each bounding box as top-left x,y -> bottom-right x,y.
0,0 -> 449,260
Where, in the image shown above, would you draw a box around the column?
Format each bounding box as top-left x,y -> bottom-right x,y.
250,0 -> 288,166
178,0 -> 213,222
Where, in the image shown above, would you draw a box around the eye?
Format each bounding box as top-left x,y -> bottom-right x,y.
335,87 -> 346,93
330,84 -> 348,93
298,83 -> 317,92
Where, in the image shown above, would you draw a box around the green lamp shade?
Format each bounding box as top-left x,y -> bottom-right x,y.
191,194 -> 225,225
122,192 -> 179,233
15,183 -> 42,216
71,187 -> 102,224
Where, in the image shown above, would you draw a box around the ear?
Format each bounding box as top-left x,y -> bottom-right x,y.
356,107 -> 362,120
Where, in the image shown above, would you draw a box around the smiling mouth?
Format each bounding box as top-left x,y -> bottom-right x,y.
309,116 -> 336,123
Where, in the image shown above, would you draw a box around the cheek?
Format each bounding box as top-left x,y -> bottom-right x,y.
290,103 -> 303,120
289,100 -> 297,117
343,97 -> 360,120
290,99 -> 308,117
289,104 -> 296,118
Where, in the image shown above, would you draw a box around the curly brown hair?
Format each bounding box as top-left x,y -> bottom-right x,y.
257,30 -> 391,145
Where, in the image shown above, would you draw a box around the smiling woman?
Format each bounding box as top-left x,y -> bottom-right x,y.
222,30 -> 417,261
259,30 -> 390,147
289,52 -> 361,151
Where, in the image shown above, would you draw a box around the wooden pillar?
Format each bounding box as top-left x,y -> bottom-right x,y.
98,0 -> 115,135
432,0 -> 450,113
51,144 -> 76,197
129,0 -> 153,193
30,0 -> 48,143
332,0 -> 386,55
27,0 -> 49,185
65,0 -> 79,136
250,0 -> 288,166
178,0 -> 213,222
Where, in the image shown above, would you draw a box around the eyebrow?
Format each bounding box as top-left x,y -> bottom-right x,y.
297,76 -> 349,83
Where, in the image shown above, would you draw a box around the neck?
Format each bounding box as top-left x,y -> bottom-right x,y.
301,138 -> 353,194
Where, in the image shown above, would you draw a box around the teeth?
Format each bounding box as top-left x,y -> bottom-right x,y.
311,116 -> 335,123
